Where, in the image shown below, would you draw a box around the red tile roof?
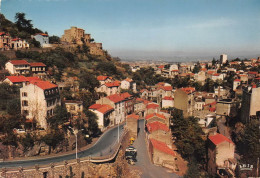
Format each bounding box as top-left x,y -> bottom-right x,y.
146,103 -> 159,109
124,78 -> 133,82
9,60 -> 29,65
107,93 -> 126,103
209,133 -> 233,145
39,33 -> 48,37
11,38 -> 21,41
213,73 -> 220,76
97,105 -> 114,114
158,65 -> 164,69
105,81 -> 120,87
30,62 -> 46,67
121,92 -> 132,99
162,86 -> 173,91
97,76 -> 108,81
0,32 -> 6,36
248,71 -> 258,75
207,71 -> 216,75
6,76 -> 28,83
146,121 -> 169,132
26,77 -> 41,82
163,96 -> 173,100
89,104 -> 102,109
127,114 -> 139,120
181,87 -> 196,94
140,89 -> 148,93
150,138 -> 175,156
234,79 -> 241,82
30,80 -> 57,90
145,113 -> 166,120
171,70 -> 179,72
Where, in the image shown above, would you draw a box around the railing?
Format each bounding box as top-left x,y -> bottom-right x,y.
0,130 -> 127,175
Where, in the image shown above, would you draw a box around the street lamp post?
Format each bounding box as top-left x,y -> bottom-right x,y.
69,126 -> 83,160
118,120 -> 119,143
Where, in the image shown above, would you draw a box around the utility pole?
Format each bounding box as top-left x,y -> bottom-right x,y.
118,118 -> 119,143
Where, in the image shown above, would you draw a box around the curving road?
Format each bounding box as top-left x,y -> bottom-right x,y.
0,124 -> 124,169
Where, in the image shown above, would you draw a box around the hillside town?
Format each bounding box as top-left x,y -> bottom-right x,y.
0,11 -> 259,178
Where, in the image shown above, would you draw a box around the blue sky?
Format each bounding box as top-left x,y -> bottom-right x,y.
1,0 -> 260,60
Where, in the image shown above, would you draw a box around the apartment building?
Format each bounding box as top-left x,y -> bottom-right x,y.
20,80 -> 60,129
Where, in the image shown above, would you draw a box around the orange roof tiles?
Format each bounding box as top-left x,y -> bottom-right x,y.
207,71 -> 215,75
140,89 -> 148,93
234,79 -> 241,82
121,92 -> 132,99
162,86 -> 173,91
163,96 -> 173,100
107,93 -> 131,103
158,65 -> 164,69
9,60 -> 29,65
30,62 -> 46,67
105,81 -> 120,87
213,73 -> 220,76
209,133 -> 233,145
11,38 -> 21,41
124,78 -> 133,82
147,103 -> 159,109
6,76 -> 28,83
181,87 -> 195,94
89,104 -> 102,109
26,77 -> 41,82
127,114 -> 139,120
30,80 -> 57,90
248,71 -> 258,75
97,105 -> 114,114
145,113 -> 166,120
150,138 -> 175,156
97,76 -> 108,81
146,121 -> 169,132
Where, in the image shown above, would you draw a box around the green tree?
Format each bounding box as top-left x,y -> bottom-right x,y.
235,120 -> 260,165
49,35 -> 60,44
42,130 -> 64,149
78,71 -> 100,92
0,53 -> 10,68
21,133 -> 34,150
96,61 -> 118,76
15,12 -> 35,34
84,110 -> 101,137
7,98 -> 21,116
170,109 -> 206,163
48,105 -> 69,129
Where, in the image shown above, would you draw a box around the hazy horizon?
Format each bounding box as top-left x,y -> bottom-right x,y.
1,0 -> 260,60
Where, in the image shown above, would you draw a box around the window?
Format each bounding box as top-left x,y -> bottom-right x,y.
22,100 -> 28,106
70,106 -> 75,110
22,110 -> 29,116
22,92 -> 27,97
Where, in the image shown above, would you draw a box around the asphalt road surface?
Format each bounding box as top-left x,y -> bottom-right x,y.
133,119 -> 180,178
0,124 -> 124,169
